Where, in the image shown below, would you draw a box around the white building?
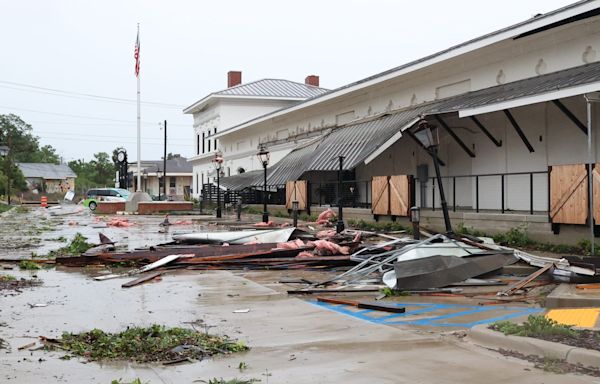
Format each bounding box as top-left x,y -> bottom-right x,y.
210,0 -> 600,239
183,71 -> 328,198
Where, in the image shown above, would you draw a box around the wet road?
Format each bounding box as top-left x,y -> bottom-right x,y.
0,267 -> 593,384
0,205 -> 210,260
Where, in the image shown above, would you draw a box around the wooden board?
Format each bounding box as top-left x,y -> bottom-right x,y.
285,180 -> 308,210
389,175 -> 411,216
285,181 -> 295,209
593,165 -> 600,224
371,176 -> 390,215
550,164 -> 588,224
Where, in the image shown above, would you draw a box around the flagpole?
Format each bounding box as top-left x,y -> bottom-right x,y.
136,23 -> 141,192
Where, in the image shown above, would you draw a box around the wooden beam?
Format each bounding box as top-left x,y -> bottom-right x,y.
434,115 -> 476,158
551,99 -> 587,135
405,130 -> 446,166
469,116 -> 502,147
503,110 -> 535,153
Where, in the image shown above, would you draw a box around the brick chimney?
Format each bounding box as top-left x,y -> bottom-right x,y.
228,71 -> 242,88
305,75 -> 319,87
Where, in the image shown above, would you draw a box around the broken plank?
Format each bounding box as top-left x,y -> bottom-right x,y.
18,342 -> 36,350
287,288 -> 381,295
121,271 -> 163,288
316,297 -> 405,313
576,283 -> 600,290
497,262 -> 553,296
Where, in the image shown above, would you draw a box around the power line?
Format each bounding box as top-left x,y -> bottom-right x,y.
33,130 -> 192,142
0,80 -> 186,109
38,135 -> 193,147
0,105 -> 190,126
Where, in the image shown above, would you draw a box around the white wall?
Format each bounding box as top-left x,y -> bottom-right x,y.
219,16 -> 600,156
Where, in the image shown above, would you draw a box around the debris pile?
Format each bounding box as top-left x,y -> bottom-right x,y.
40,324 -> 248,364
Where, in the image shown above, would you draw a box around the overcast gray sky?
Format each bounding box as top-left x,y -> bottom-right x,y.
0,0 -> 577,162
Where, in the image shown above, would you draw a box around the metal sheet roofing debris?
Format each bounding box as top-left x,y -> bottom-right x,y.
17,163 -> 76,180
221,61 -> 600,191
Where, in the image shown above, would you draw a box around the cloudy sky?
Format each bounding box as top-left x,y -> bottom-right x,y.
0,0 -> 576,162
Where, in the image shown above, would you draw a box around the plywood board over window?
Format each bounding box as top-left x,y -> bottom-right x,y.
371,176 -> 390,215
285,180 -> 308,211
550,164 -> 588,225
389,175 -> 411,217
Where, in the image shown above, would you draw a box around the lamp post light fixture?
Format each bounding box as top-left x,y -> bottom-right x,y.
257,143 -> 270,223
213,151 -> 224,219
414,117 -> 452,233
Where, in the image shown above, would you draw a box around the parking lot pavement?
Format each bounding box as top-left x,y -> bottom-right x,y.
0,268 -> 592,383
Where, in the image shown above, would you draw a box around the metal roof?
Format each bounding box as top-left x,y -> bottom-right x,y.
219,169 -> 264,190
219,61 -> 600,191
17,163 -> 76,180
129,157 -> 193,174
184,79 -> 329,114
215,79 -> 328,99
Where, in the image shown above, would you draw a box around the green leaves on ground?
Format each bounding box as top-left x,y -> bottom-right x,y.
47,233 -> 93,257
19,260 -> 41,270
491,315 -> 576,338
50,324 -> 249,363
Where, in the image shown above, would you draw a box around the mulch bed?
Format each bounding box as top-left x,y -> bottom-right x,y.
533,330 -> 600,352
499,349 -> 600,377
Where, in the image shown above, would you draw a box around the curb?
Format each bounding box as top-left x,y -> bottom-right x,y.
468,324 -> 600,367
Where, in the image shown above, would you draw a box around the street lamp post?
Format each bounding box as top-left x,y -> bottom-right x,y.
157,169 -> 163,201
213,151 -> 223,219
257,144 -> 270,223
414,117 -> 453,233
336,156 -> 345,233
0,145 -> 9,205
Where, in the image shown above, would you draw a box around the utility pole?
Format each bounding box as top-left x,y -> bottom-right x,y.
163,120 -> 167,200
6,133 -> 11,205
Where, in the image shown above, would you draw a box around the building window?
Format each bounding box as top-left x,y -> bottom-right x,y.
170,177 -> 176,188
202,132 -> 205,154
214,127 -> 217,150
208,134 -> 211,152
196,134 -> 200,155
195,173 -> 198,193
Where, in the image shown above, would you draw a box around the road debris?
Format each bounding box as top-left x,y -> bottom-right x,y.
39,324 -> 248,363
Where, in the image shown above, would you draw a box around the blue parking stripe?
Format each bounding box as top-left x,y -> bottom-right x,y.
310,300 -> 543,328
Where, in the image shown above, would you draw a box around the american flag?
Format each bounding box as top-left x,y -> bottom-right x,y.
134,30 -> 140,77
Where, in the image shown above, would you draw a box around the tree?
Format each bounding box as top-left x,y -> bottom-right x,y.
0,114 -> 60,164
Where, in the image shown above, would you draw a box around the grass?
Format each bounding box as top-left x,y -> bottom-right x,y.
0,203 -> 11,214
380,287 -> 410,297
491,315 -> 577,338
19,260 -> 41,270
48,324 -> 249,363
0,274 -> 16,281
347,219 -> 408,233
456,223 -> 597,256
111,379 -> 145,384
47,233 -> 94,258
